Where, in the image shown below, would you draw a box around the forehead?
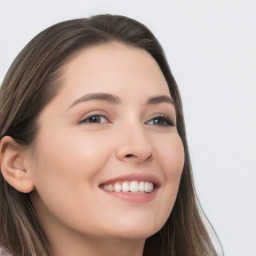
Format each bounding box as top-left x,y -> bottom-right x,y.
59,42 -> 170,99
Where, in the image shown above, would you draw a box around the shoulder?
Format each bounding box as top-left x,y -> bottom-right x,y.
0,247 -> 13,256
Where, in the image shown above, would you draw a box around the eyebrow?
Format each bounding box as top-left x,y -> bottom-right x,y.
68,93 -> 121,109
68,92 -> 175,110
146,95 -> 175,105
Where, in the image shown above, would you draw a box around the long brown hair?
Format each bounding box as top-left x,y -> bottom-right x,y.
0,14 -> 221,256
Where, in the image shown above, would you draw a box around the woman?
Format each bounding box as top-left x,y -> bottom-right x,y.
0,14 -> 221,256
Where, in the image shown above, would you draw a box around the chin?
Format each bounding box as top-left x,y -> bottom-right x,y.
103,217 -> 165,241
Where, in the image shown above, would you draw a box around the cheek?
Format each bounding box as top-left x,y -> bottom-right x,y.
154,133 -> 184,215
31,130 -> 113,201
31,130 -> 118,208
156,134 -> 185,178
30,131 -> 115,231
34,130 -> 113,179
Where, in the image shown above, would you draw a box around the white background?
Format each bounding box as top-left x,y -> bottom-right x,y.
0,0 -> 255,255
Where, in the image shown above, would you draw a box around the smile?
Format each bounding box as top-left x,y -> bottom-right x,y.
99,173 -> 161,203
100,181 -> 154,193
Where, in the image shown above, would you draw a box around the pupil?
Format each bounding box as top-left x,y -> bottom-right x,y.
90,116 -> 99,122
155,118 -> 161,124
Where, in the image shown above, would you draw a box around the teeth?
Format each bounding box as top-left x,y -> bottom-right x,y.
103,184 -> 113,191
122,182 -> 129,192
139,181 -> 144,192
144,182 -> 154,193
146,182 -> 154,193
148,182 -> 153,192
130,181 -> 139,192
102,181 -> 154,193
114,183 -> 122,192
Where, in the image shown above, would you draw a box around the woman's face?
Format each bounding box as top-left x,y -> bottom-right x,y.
29,43 -> 184,243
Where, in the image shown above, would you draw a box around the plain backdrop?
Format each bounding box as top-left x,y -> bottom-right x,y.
0,0 -> 255,255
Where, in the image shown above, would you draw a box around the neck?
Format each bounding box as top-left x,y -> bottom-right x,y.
50,233 -> 145,256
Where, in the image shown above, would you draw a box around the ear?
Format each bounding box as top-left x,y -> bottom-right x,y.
0,136 -> 34,193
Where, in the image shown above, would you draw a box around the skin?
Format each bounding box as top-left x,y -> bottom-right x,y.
10,43 -> 184,256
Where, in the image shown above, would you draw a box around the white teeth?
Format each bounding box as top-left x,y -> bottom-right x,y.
102,181 -> 154,193
103,184 -> 113,191
122,182 -> 129,192
139,181 -> 144,192
130,181 -> 139,192
144,182 -> 154,193
114,183 -> 122,192
147,182 -> 154,193
144,182 -> 153,192
144,182 -> 149,192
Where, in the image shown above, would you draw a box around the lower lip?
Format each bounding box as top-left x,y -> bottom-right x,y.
101,188 -> 158,203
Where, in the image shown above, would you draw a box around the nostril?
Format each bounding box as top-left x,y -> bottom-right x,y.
126,154 -> 134,158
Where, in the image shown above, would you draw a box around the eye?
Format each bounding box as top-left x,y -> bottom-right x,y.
79,114 -> 108,124
146,115 -> 175,127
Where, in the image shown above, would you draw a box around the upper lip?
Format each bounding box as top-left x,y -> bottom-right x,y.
99,173 -> 162,188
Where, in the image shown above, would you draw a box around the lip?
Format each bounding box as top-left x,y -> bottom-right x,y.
99,173 -> 161,203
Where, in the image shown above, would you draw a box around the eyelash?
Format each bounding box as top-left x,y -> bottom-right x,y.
79,114 -> 175,127
146,114 -> 175,127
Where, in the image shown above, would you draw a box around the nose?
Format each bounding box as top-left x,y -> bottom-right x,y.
115,123 -> 153,163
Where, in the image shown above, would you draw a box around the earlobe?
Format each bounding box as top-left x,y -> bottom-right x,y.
0,136 -> 34,193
